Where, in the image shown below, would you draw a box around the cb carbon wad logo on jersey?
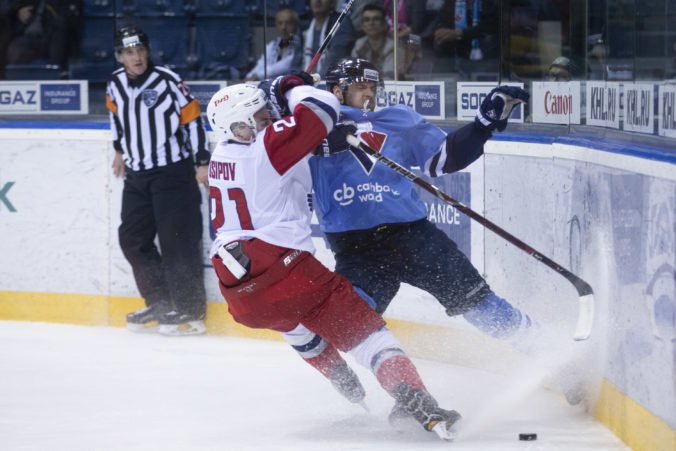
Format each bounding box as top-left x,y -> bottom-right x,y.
333,181 -> 400,206
142,89 -> 158,107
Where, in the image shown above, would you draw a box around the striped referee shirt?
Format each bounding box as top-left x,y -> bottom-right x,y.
106,64 -> 210,172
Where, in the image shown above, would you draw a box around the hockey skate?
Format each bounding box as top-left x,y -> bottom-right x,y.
158,311 -> 206,336
390,383 -> 462,441
329,362 -> 367,408
126,303 -> 171,333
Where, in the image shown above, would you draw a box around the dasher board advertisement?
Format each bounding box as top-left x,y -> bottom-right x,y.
0,81 -> 88,115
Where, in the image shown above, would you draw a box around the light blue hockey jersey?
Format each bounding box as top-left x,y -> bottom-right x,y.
309,104 -> 446,233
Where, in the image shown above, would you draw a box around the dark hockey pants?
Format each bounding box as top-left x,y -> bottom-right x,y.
325,219 -> 492,316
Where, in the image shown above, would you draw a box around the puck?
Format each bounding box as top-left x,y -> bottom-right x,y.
519,433 -> 537,441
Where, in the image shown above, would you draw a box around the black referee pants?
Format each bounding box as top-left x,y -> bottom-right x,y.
119,158 -> 206,316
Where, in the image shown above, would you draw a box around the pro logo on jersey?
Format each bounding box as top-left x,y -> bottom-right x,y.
350,130 -> 387,175
142,89 -> 158,107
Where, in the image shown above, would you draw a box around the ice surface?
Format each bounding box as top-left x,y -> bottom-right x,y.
0,321 -> 627,451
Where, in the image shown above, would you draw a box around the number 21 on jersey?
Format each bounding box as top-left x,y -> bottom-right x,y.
209,186 -> 254,231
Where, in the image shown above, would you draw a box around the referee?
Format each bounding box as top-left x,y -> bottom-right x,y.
106,25 -> 209,336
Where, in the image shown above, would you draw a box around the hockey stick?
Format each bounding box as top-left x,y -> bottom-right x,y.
305,0 -> 357,73
345,134 -> 594,341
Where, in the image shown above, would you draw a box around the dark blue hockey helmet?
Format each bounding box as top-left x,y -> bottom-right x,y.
325,57 -> 384,93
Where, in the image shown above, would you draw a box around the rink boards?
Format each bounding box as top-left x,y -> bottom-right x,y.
0,123 -> 674,451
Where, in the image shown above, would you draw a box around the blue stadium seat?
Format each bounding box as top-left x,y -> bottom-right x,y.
69,61 -> 116,82
132,16 -> 189,69
78,17 -> 116,63
126,0 -> 188,16
192,0 -> 246,16
194,16 -> 249,70
250,0 -> 308,18
82,0 -> 126,16
5,64 -> 62,80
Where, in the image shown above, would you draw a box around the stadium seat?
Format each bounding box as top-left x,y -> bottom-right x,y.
130,16 -> 189,69
250,0 -> 308,18
194,16 -> 249,71
77,16 -> 116,63
82,0 -> 126,16
125,0 -> 188,16
192,0 -> 246,16
69,61 -> 116,83
5,64 -> 62,80
69,16 -> 115,82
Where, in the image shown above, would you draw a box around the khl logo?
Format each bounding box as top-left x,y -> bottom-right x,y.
0,181 -> 16,212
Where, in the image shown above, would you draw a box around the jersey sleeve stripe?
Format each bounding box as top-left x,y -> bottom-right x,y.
298,97 -> 338,132
180,99 -> 201,125
424,141 -> 447,177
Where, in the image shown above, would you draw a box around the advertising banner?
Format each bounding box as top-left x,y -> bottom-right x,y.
657,84 -> 676,138
187,81 -> 227,113
376,81 -> 445,120
622,83 -> 655,134
531,81 -> 581,124
414,171 -> 472,258
456,81 -> 525,122
0,81 -> 88,115
586,81 -> 621,129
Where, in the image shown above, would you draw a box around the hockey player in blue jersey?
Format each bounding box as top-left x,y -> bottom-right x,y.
280,58 -> 586,419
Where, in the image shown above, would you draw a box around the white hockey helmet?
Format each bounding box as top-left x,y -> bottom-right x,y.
207,83 -> 268,140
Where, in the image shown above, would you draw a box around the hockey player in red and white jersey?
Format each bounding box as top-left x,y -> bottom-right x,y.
206,73 -> 461,440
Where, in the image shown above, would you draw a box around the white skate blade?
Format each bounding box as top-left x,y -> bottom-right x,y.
158,321 -> 206,336
127,322 -> 159,333
431,417 -> 462,442
357,400 -> 370,413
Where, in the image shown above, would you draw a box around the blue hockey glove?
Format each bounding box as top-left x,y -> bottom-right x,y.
475,86 -> 529,132
259,71 -> 316,117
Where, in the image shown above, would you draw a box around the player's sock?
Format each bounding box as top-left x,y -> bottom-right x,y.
305,344 -> 366,404
463,292 -> 535,340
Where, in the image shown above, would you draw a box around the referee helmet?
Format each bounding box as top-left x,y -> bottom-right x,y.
114,26 -> 150,53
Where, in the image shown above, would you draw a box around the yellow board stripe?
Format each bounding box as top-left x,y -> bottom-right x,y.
0,290 -> 674,451
593,379 -> 676,451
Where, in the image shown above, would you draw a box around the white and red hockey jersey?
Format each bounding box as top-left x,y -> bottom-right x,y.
208,86 -> 339,256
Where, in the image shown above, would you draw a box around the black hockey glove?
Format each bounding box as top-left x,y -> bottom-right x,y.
475,86 -> 529,132
259,71 -> 316,117
315,123 -> 358,156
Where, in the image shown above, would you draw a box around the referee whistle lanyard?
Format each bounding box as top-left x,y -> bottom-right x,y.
455,0 -> 483,61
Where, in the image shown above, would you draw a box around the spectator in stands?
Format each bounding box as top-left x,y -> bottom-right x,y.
432,0 -> 499,73
303,0 -> 355,76
587,34 -> 607,80
336,0 -> 381,36
382,0 -> 420,77
106,25 -> 209,337
351,4 -> 404,79
404,0 -> 445,74
6,0 -> 82,77
245,8 -> 303,81
547,56 -> 576,81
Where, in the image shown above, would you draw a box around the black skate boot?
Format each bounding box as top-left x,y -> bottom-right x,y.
126,302 -> 171,333
158,310 -> 206,336
329,362 -> 367,407
390,383 -> 462,441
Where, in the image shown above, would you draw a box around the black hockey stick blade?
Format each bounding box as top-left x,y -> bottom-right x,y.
345,134 -> 594,341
